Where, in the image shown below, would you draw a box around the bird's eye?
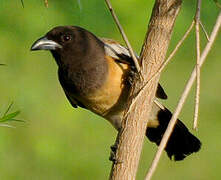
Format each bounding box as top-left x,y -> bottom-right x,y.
62,35 -> 71,42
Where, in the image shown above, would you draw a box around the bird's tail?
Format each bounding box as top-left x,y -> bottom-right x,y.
146,101 -> 201,161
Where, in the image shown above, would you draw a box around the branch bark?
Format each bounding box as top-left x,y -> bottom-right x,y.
193,0 -> 202,130
109,0 -> 182,179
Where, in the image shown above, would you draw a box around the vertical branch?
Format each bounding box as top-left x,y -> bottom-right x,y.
194,0 -> 202,130
109,0 -> 182,179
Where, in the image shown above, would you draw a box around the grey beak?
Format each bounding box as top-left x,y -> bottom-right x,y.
31,37 -> 62,51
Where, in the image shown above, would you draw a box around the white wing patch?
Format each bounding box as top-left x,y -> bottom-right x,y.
104,43 -> 131,59
101,38 -> 137,60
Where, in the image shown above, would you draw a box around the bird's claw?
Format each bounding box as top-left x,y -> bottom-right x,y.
127,66 -> 139,85
109,144 -> 122,164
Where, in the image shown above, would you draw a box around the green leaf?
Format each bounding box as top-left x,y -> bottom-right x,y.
0,111 -> 21,123
8,119 -> 25,123
0,124 -> 14,128
0,103 -> 23,126
4,102 -> 13,116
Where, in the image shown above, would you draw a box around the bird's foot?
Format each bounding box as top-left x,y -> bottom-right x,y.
109,144 -> 122,164
127,66 -> 139,86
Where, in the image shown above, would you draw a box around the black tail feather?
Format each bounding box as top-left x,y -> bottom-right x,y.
146,108 -> 201,161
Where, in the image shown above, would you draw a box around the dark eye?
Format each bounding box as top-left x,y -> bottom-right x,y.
62,34 -> 71,42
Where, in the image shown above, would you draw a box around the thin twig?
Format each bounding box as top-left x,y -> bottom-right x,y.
44,0 -> 48,8
104,0 -> 141,74
110,0 -> 182,178
194,0 -> 202,130
20,0 -> 24,8
145,11 -> 221,180
199,21 -> 210,41
163,21 -> 195,74
77,0 -> 82,10
125,21 -> 195,117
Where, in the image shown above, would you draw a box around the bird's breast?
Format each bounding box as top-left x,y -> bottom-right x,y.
80,56 -> 130,116
59,55 -> 130,129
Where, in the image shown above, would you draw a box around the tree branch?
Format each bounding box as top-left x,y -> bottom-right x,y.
145,10 -> 221,180
109,0 -> 182,179
105,0 -> 141,73
193,0 -> 202,130
199,21 -> 210,41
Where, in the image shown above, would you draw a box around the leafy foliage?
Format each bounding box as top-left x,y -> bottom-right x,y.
0,103 -> 23,128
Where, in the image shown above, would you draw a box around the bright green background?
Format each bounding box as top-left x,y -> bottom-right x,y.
0,0 -> 220,179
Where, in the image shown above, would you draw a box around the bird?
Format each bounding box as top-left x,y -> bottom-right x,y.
31,26 -> 201,161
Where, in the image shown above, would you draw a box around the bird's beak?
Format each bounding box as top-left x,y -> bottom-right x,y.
31,37 -> 62,51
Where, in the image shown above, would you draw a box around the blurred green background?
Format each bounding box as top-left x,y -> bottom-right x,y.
0,0 -> 220,179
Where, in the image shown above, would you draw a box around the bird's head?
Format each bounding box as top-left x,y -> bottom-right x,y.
31,26 -> 87,53
31,26 -> 104,66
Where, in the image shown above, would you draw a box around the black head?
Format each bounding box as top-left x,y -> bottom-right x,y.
31,26 -> 105,65
31,26 -> 93,52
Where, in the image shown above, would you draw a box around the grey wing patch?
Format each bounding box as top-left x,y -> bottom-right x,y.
101,38 -> 136,65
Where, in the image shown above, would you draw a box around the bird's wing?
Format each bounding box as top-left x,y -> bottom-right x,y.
101,38 -> 135,65
101,38 -> 168,100
63,89 -> 86,108
58,69 -> 86,109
